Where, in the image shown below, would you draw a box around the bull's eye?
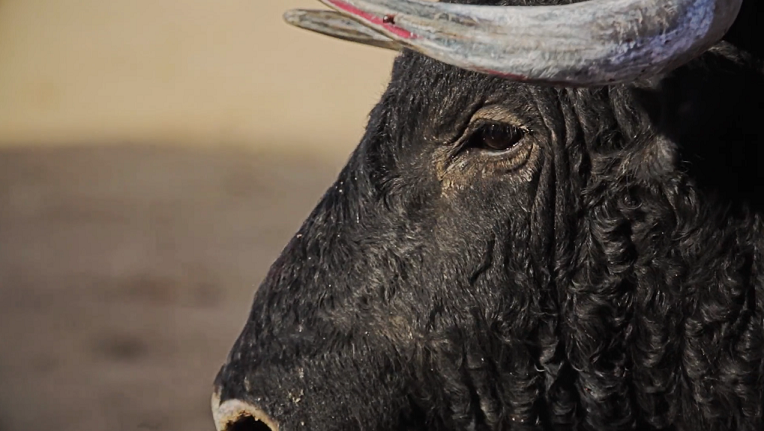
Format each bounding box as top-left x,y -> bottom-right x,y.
441,108 -> 536,178
468,123 -> 525,152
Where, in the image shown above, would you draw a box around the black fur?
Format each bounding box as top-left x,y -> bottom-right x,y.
214,1 -> 764,430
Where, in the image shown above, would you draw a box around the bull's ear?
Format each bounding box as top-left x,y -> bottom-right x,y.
212,392 -> 279,431
284,9 -> 400,51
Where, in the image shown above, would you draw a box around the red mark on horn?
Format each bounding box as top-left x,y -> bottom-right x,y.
326,0 -> 415,39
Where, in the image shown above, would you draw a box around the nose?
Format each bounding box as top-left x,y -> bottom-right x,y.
211,387 -> 278,431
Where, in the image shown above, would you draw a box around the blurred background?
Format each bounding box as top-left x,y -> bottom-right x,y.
0,1 -> 395,430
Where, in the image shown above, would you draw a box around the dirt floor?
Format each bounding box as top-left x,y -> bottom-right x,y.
0,145 -> 346,431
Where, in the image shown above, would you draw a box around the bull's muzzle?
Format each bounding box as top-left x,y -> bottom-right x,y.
212,387 -> 279,431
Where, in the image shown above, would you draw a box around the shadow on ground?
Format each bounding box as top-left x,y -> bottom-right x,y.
0,145 -> 343,431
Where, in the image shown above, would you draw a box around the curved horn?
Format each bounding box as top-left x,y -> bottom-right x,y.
317,0 -> 743,86
284,9 -> 400,50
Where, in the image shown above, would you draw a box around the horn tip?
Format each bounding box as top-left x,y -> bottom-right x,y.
283,9 -> 302,25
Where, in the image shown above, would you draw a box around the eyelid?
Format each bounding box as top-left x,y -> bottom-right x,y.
468,106 -> 527,131
468,119 -> 523,136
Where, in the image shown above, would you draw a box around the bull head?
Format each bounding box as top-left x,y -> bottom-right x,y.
213,0 -> 764,430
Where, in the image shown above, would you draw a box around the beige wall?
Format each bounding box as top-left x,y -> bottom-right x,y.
0,0 -> 396,155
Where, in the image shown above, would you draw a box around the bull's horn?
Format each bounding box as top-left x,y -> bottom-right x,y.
305,0 -> 742,86
284,9 -> 401,51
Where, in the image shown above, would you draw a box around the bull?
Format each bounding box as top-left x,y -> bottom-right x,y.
211,0 -> 764,429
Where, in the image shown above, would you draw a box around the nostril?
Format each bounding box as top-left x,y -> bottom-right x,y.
226,415 -> 274,431
212,392 -> 279,431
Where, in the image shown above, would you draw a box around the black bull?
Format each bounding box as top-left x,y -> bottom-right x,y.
212,1 -> 764,430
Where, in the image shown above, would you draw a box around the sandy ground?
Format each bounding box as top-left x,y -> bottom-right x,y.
0,145 -> 348,431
